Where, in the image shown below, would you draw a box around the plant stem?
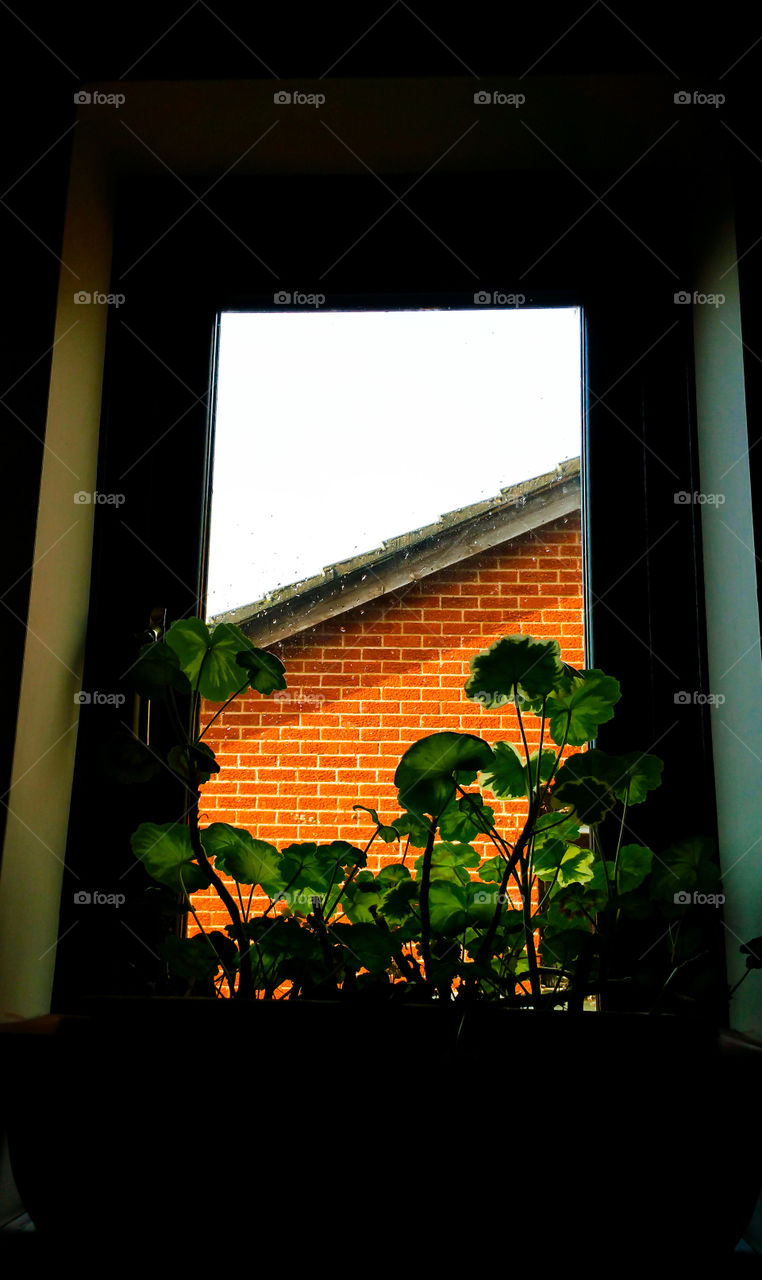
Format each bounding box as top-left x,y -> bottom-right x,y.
470,796 -> 540,992
187,791 -> 254,998
197,676 -> 251,742
521,861 -> 541,1000
324,833 -> 376,919
612,785 -> 630,921
419,817 -> 438,992
728,969 -> 751,999
181,875 -> 236,997
455,786 -> 522,895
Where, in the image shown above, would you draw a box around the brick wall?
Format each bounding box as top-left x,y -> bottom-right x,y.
189,513 -> 583,934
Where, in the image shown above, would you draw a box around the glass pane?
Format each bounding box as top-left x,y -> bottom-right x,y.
206,307 -> 582,618
194,304 -> 584,960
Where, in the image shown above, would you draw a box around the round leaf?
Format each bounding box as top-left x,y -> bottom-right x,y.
394,732 -> 494,820
464,634 -> 564,707
101,730 -> 162,784
130,642 -> 191,699
130,822 -> 208,893
233,646 -> 287,696
167,742 -> 220,786
201,823 -> 284,894
165,620 -> 258,702
161,934 -> 221,981
544,670 -> 621,747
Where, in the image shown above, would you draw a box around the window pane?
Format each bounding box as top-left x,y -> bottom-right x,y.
206,307 -> 582,617
195,305 -> 583,934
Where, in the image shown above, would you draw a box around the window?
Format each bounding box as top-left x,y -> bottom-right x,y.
52,166 -> 717,1006
184,303 -> 584,938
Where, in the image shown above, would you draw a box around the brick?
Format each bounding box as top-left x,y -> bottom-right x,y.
194,513 -> 582,903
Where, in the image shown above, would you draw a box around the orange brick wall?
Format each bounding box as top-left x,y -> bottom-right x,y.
189,513 -> 583,934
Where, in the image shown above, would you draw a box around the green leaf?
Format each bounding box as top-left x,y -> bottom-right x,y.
277,842 -> 363,898
341,872 -> 386,924
161,934 -> 221,981
130,642 -> 191,699
551,774 -> 616,825
464,634 -> 564,707
101,730 -> 162,784
608,752 -> 664,805
553,748 -> 662,809
540,929 -> 590,970
480,741 -> 557,800
478,740 -> 526,798
330,923 -> 399,974
544,670 -> 621,747
437,797 -> 474,843
245,918 -> 325,988
167,742 -> 220,786
532,840 -> 595,889
439,794 -> 495,842
233,646 -> 287,696
547,883 -> 606,929
587,861 -> 615,897
376,864 -> 412,889
377,879 -> 420,926
650,837 -> 721,908
467,882 -> 510,924
526,748 -> 558,792
740,938 -> 762,970
321,841 -> 367,869
165,619 -> 276,703
389,811 -> 432,848
352,805 -> 400,843
200,823 -> 284,895
427,880 -> 469,934
394,732 -> 494,821
533,812 -> 581,844
414,842 -> 480,887
556,848 -> 595,889
477,855 -> 506,883
130,822 -> 208,893
614,844 -> 654,894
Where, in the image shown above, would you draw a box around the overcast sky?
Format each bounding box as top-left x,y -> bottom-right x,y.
206,307 -> 582,618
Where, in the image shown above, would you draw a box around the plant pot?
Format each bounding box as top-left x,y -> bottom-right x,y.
3,1001 -> 760,1262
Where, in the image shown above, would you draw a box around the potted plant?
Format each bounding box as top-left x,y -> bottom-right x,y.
4,623 -> 759,1260
122,622 -> 724,1016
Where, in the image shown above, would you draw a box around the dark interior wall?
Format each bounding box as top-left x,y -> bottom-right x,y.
1,5 -> 761,857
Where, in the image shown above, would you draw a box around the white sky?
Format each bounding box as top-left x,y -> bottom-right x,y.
206,307 -> 582,618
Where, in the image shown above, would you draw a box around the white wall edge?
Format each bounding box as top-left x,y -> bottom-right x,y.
693,173 -> 762,1037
